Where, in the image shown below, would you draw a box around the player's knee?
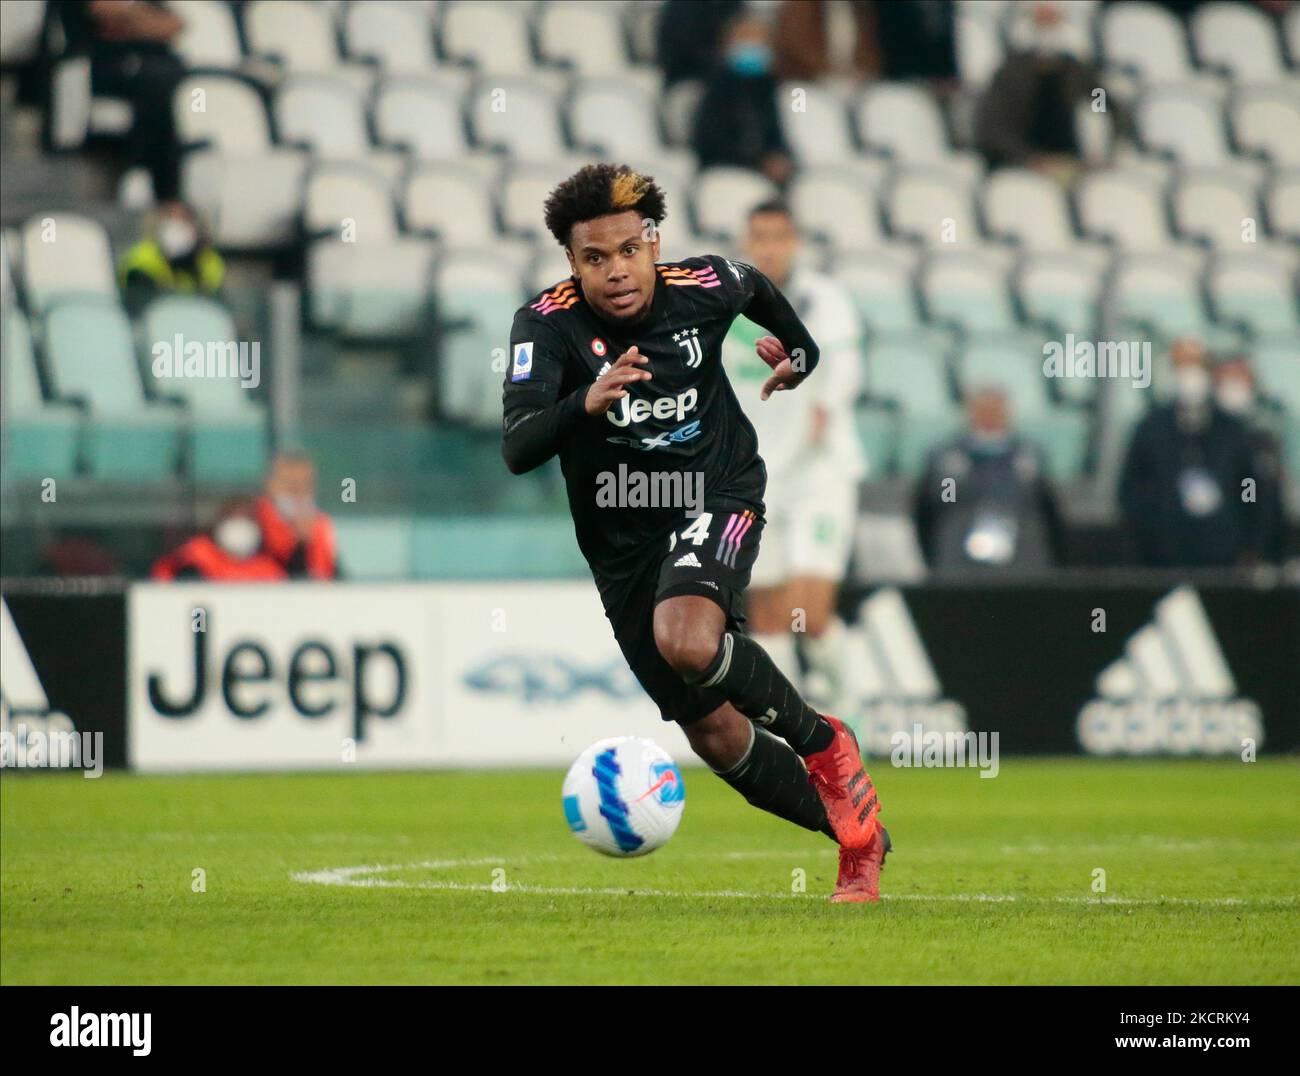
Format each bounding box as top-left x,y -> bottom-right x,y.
655,621 -> 721,683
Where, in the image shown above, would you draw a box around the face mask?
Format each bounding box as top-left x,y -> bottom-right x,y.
727,43 -> 772,77
1174,366 -> 1211,407
274,493 -> 315,519
157,218 -> 198,260
969,430 -> 1011,454
214,517 -> 261,560
1215,381 -> 1254,416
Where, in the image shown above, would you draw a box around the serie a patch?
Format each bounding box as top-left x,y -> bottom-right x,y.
511,341 -> 534,381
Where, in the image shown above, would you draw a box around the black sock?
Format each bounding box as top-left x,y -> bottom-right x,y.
715,725 -> 836,841
692,631 -> 834,755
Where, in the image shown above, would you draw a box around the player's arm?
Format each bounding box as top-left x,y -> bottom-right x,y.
501,317 -> 650,474
715,258 -> 821,400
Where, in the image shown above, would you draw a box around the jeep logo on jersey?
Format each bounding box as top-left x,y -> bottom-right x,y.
673,327 -> 702,368
605,386 -> 699,428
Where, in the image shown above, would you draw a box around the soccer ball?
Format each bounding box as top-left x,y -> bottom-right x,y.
562,737 -> 685,857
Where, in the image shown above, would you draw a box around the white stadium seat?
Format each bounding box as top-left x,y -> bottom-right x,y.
1101,2 -> 1193,85
693,168 -> 780,241
1209,256 -> 1299,338
921,252 -> 1017,335
790,169 -> 883,251
1076,169 -> 1186,258
1231,88 -> 1300,167
569,80 -> 667,161
982,168 -> 1076,251
1266,172 -> 1300,240
831,253 -> 921,336
245,0 -> 373,91
468,77 -> 566,162
779,82 -> 857,167
1191,2 -> 1285,83
373,76 -> 469,159
1005,0 -> 1099,63
537,1 -> 633,76
1017,254 -> 1103,338
303,164 -> 400,240
955,3 -> 1004,89
405,163 -> 497,247
856,83 -> 982,183
1111,256 -> 1210,340
275,76 -> 406,184
440,1 -> 533,75
172,0 -> 244,70
888,169 -> 986,251
344,0 -> 437,74
19,213 -> 116,311
1137,87 -> 1259,186
0,0 -> 45,66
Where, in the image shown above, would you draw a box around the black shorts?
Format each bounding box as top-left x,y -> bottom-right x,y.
596,504 -> 764,726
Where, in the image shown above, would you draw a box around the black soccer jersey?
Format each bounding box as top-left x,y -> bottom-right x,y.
502,255 -> 820,579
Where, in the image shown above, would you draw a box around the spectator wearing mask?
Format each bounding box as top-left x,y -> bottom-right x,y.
119,201 -> 225,316
152,498 -> 287,581
1212,353 -> 1287,564
255,451 -> 340,580
1119,340 -> 1263,568
657,0 -> 743,87
61,1 -> 188,205
914,387 -> 1065,575
691,11 -> 795,186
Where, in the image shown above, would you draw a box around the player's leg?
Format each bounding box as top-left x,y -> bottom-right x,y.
745,510 -> 802,688
677,700 -> 835,841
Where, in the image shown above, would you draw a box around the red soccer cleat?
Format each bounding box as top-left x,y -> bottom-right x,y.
804,715 -> 881,849
830,824 -> 892,903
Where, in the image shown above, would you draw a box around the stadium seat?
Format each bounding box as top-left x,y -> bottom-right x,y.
344,0 -> 439,74
694,168 -> 780,241
955,2 -> 1004,89
1137,86 -> 1262,187
1266,172 -> 1300,241
245,0 -> 373,91
538,1 -> 657,92
1005,0 -> 1099,62
1173,170 -> 1258,248
789,169 -> 884,253
0,0 -> 45,66
373,76 -> 469,161
172,0 -> 245,70
1231,88 -> 1300,168
1253,342 -> 1300,414
568,80 -> 687,171
0,308 -> 80,480
332,517 -> 415,580
778,81 -> 857,167
19,212 -> 116,312
43,298 -> 182,479
1111,256 -> 1210,341
303,164 -> 438,340
855,83 -> 982,184
1017,254 -> 1103,339
173,74 -> 309,249
1101,2 -> 1196,86
921,252 -> 1017,335
982,168 -> 1101,263
468,76 -> 567,162
139,296 -> 267,481
1076,169 -> 1201,267
1208,256 -> 1300,339
832,253 -> 921,337
274,76 -> 406,185
433,251 -> 525,428
661,79 -> 705,147
1191,2 -> 1285,83
440,1 -> 534,76
862,337 -> 962,475
405,163 -> 498,247
500,162 -> 574,242
888,170 -> 1008,266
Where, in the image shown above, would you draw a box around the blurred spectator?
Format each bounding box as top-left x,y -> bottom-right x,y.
657,0 -> 744,86
118,201 -> 225,316
60,1 -> 187,204
1212,352 -> 1287,564
914,387 -> 1066,575
1119,340 -> 1266,569
974,1 -> 1111,178
772,0 -> 883,81
255,451 -> 341,580
691,11 -> 795,186
152,498 -> 287,581
873,0 -> 957,81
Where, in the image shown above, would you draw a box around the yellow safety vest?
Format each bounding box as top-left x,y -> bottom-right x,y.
118,239 -> 224,294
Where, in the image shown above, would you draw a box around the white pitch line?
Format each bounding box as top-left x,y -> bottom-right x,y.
289,859 -> 1298,906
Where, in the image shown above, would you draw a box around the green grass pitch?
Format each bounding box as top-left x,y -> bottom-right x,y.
2,759 -> 1297,984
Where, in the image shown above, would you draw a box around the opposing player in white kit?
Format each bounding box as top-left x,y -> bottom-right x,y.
721,200 -> 867,716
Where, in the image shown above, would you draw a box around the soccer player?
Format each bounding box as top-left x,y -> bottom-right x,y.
721,201 -> 866,717
501,164 -> 890,902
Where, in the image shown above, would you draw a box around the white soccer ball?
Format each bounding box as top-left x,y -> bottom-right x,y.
562,737 -> 685,857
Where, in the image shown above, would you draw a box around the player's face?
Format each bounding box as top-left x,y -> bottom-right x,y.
567,211 -> 661,322
744,211 -> 799,288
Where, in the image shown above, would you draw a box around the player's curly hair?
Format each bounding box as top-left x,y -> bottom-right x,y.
543,163 -> 667,247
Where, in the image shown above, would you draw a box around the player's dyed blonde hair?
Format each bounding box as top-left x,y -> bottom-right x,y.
544,163 -> 667,247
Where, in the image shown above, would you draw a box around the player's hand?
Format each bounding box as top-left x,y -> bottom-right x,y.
756,336 -> 806,401
584,346 -> 651,416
